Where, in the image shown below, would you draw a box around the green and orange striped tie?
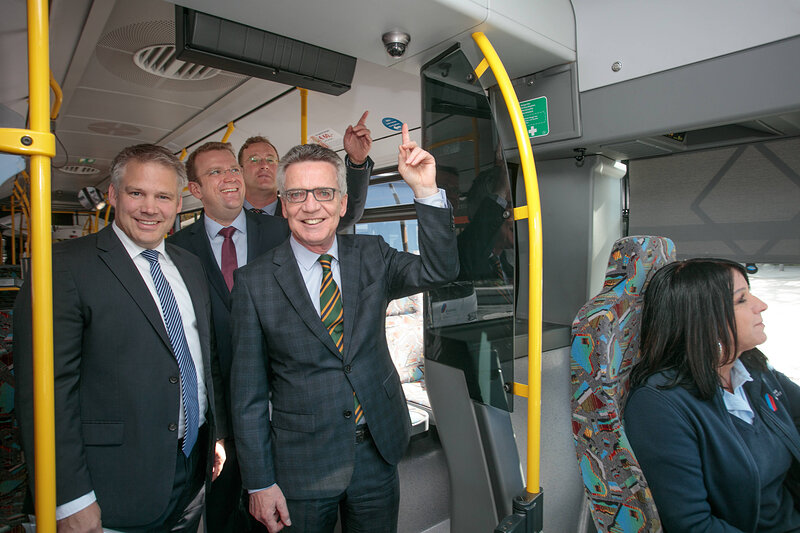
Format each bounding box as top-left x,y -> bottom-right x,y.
319,254 -> 364,424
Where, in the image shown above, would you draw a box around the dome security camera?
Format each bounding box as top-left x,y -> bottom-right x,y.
382,31 -> 411,58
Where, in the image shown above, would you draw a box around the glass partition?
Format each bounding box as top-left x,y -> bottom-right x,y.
422,46 -> 516,411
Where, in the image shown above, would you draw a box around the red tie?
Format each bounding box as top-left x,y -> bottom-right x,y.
219,226 -> 238,291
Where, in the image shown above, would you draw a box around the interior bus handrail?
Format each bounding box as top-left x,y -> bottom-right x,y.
49,70 -> 62,120
299,88 -> 308,144
471,31 -> 545,497
221,121 -> 235,143
0,0 -> 58,530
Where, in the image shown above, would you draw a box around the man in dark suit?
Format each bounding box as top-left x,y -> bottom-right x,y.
240,111 -> 372,221
168,141 -> 288,533
169,122 -> 374,531
230,125 -> 459,532
14,144 -> 226,532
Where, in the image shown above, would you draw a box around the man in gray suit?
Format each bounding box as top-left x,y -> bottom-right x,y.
230,125 -> 459,532
15,144 -> 226,532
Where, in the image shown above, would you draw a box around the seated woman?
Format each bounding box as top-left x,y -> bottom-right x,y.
625,258 -> 800,532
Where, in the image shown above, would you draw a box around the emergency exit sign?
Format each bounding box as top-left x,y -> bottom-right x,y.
520,96 -> 549,138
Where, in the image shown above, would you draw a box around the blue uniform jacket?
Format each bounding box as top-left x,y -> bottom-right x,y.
625,359 -> 800,532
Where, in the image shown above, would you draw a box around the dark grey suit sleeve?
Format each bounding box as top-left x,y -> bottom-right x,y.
229,268 -> 276,489
385,201 -> 459,301
338,155 -> 373,232
14,260 -> 95,504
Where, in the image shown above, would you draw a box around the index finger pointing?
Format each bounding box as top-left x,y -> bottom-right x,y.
401,123 -> 410,145
356,110 -> 369,126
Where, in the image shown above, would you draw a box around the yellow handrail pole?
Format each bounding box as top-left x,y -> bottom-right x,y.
300,88 -> 308,144
49,70 -> 62,120
29,0 -> 57,529
104,203 -> 112,225
221,121 -> 235,143
472,31 -> 544,495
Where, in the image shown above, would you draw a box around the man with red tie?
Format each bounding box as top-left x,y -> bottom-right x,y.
169,141 -> 288,532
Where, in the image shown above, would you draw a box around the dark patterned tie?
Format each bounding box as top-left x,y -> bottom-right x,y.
141,249 -> 199,456
249,207 -> 265,215
318,254 -> 364,424
218,226 -> 237,291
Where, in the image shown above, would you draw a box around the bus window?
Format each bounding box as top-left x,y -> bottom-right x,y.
356,188 -> 430,430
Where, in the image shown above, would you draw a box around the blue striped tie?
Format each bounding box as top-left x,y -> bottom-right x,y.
141,249 -> 199,456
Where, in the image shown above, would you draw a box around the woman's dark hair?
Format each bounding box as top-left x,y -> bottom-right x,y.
630,258 -> 767,400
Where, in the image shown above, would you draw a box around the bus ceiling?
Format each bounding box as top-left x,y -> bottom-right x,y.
3,0 -> 800,209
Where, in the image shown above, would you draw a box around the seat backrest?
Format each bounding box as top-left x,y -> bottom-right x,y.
570,236 -> 676,533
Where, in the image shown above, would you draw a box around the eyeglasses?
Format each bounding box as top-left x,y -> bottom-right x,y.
281,188 -> 338,203
247,156 -> 280,166
203,167 -> 242,178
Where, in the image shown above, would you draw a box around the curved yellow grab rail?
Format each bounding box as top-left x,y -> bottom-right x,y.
221,121 -> 235,143
472,31 -> 544,496
49,70 -> 62,120
299,88 -> 308,144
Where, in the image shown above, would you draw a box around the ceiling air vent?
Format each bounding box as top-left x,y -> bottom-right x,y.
133,44 -> 220,81
60,165 -> 101,175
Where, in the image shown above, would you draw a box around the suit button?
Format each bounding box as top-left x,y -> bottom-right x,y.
169,376 -> 179,384
168,423 -> 178,432
344,365 -> 351,373
343,410 -> 352,419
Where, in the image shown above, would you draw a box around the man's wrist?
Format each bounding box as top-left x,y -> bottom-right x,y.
346,155 -> 368,168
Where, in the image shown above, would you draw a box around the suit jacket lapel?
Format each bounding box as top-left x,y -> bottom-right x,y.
338,236 -> 360,363
96,226 -> 172,350
189,215 -> 231,309
272,241 -> 343,358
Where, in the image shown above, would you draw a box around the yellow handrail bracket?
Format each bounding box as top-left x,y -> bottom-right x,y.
0,128 -> 55,157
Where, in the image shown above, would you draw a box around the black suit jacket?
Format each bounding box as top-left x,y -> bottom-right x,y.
14,226 -> 225,528
229,202 -> 459,499
168,209 -> 289,418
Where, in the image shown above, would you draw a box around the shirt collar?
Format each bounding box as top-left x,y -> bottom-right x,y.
112,222 -> 167,260
243,198 -> 278,215
290,235 -> 339,272
729,358 -> 754,391
203,208 -> 247,240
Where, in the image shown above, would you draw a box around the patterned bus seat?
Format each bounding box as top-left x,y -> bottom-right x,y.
570,236 -> 676,533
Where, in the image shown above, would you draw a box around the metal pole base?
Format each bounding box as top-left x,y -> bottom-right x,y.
494,489 -> 544,533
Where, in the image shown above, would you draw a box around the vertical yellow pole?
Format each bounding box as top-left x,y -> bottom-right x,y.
300,88 -> 308,144
472,32 -> 544,496
29,0 -> 57,529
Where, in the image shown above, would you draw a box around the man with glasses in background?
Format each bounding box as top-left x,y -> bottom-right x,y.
239,111 -> 372,230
